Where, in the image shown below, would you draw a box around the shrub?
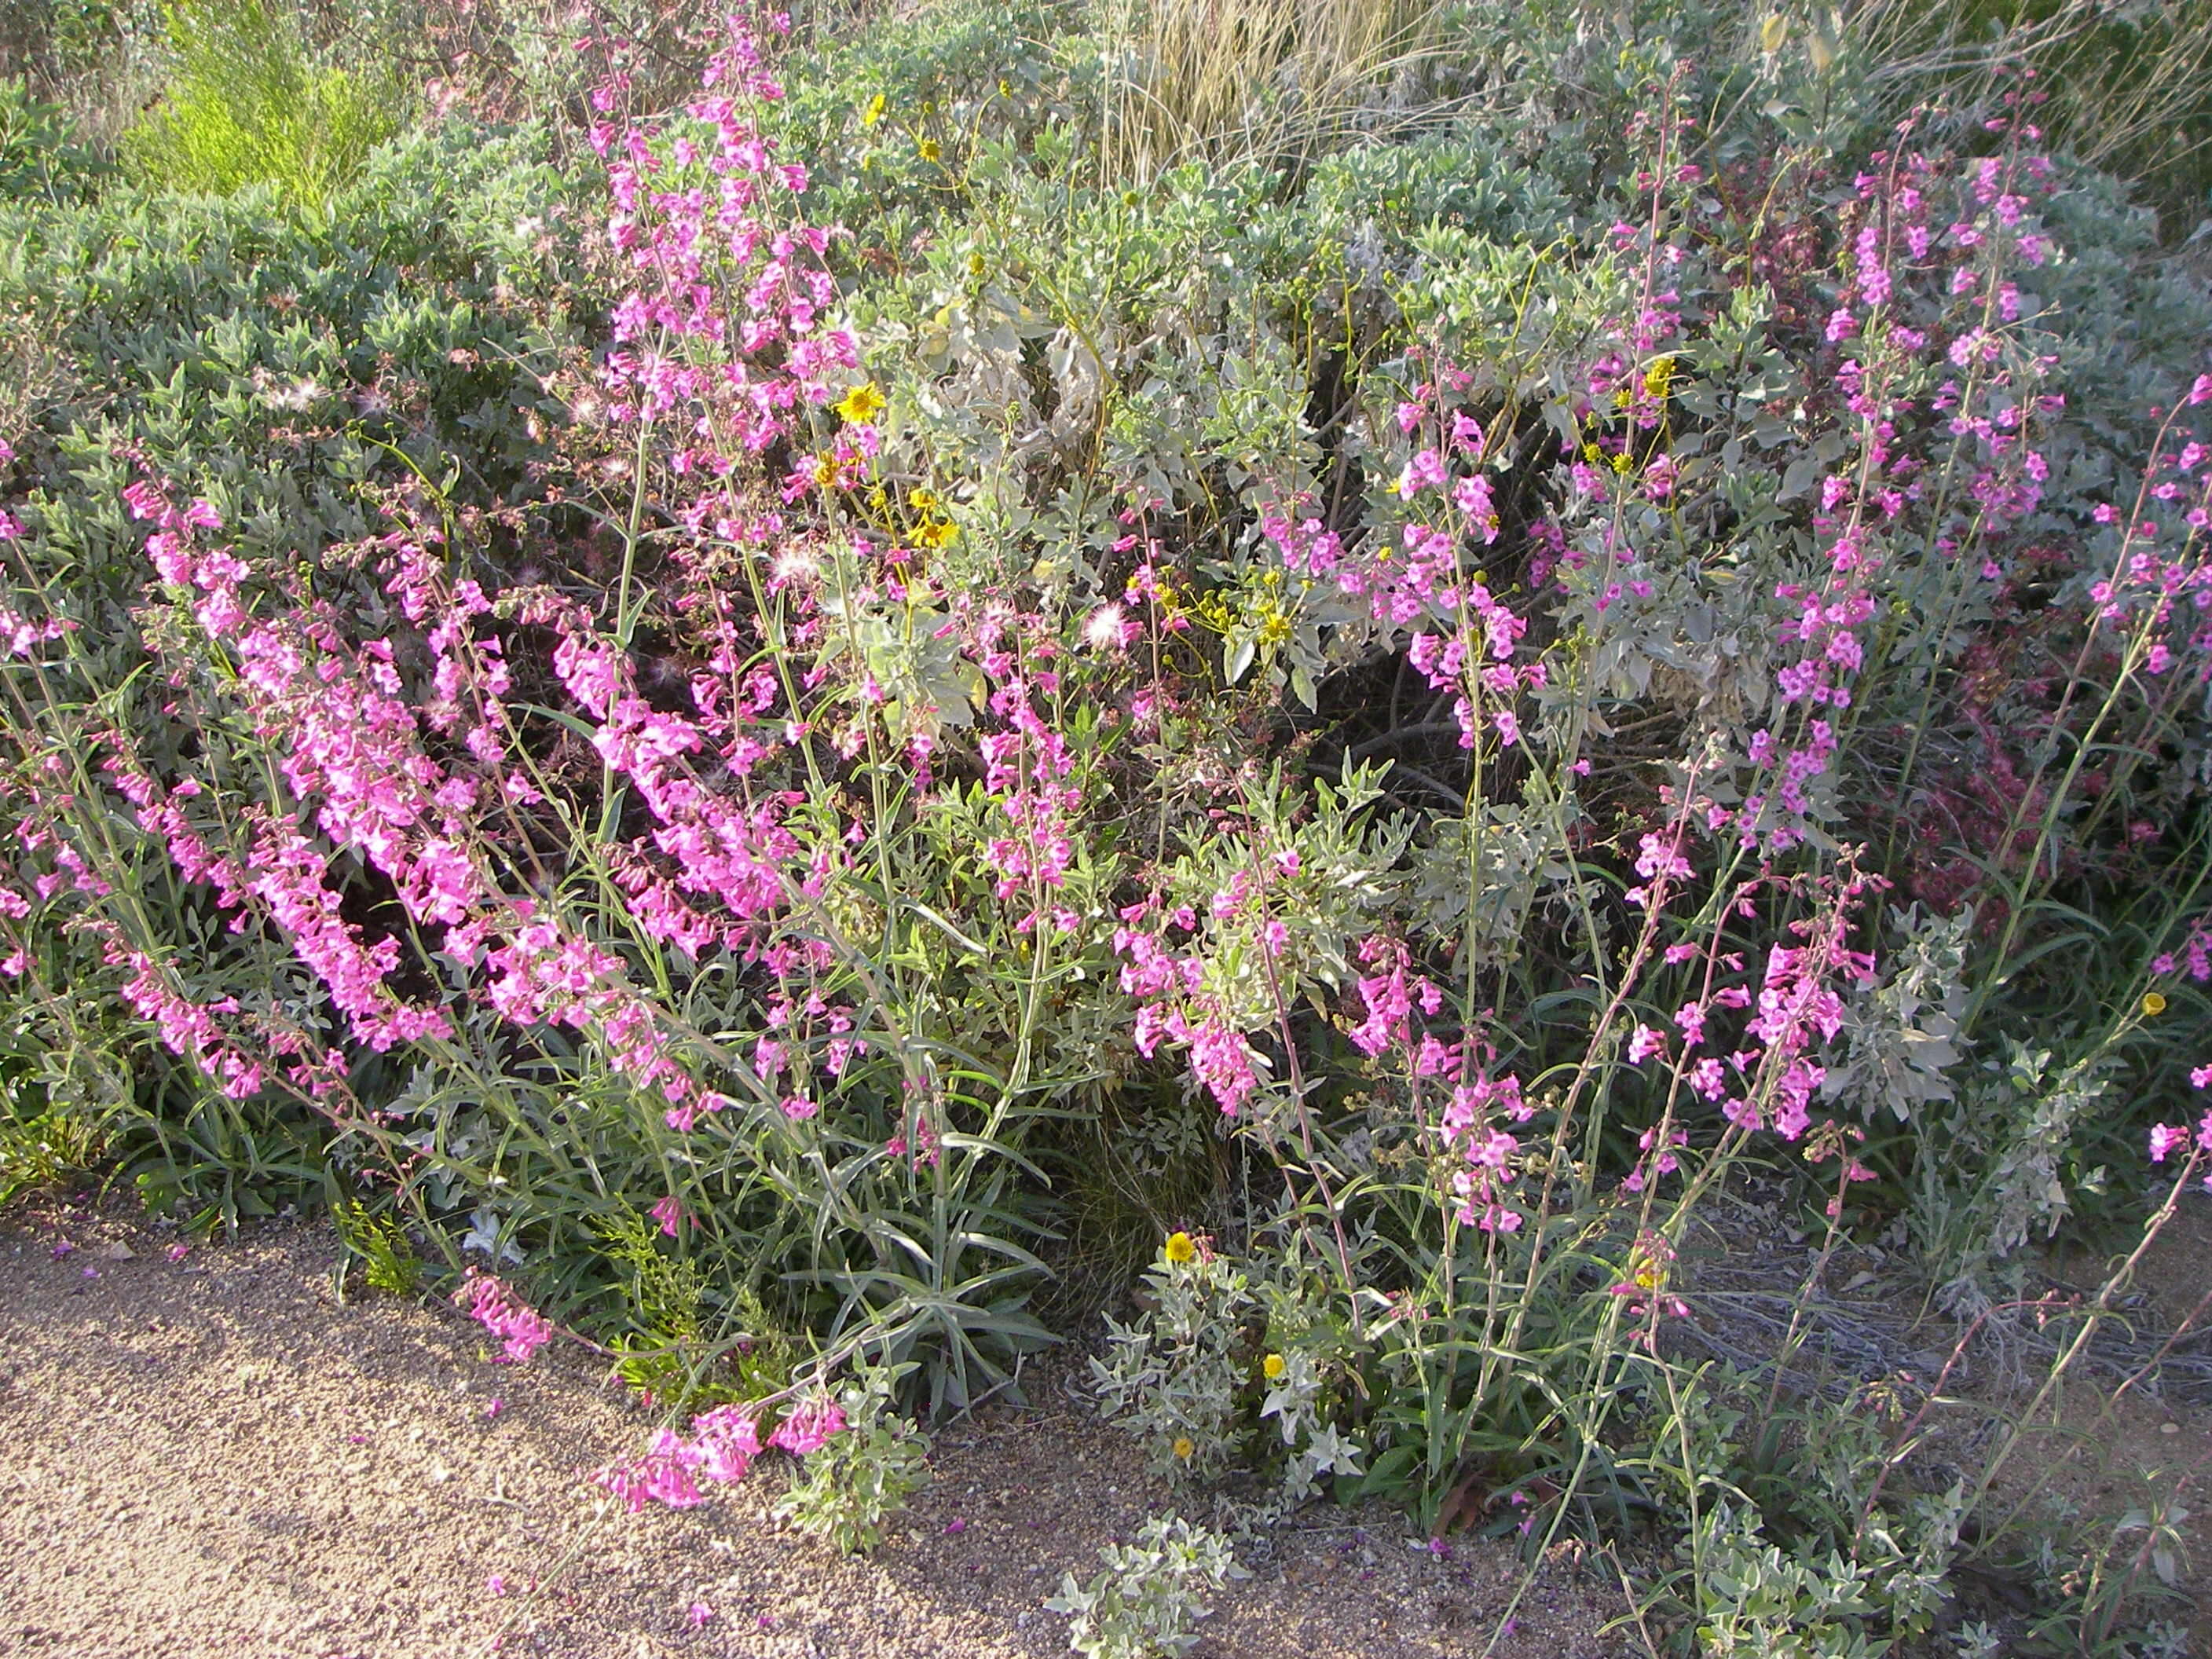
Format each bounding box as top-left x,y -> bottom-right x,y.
1045,1512 -> 1247,1658
2,4 -> 2209,1647
122,0 -> 401,206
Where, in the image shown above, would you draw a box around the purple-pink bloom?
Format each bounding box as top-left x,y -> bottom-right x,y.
769,1397 -> 846,1457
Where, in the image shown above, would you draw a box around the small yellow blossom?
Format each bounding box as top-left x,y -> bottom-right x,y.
967,251 -> 987,277
1172,1436 -> 1196,1461
861,92 -> 886,127
2143,991 -> 2168,1016
908,486 -> 939,512
914,518 -> 958,551
834,382 -> 886,425
1262,1352 -> 1287,1380
918,138 -> 942,163
1163,1230 -> 1196,1265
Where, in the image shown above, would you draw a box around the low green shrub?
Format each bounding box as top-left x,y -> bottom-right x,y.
122,0 -> 401,206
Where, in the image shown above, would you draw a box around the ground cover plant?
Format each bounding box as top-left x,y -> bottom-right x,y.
2,0 -> 2210,1652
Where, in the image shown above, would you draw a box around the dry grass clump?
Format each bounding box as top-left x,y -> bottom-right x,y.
1097,0 -> 1452,183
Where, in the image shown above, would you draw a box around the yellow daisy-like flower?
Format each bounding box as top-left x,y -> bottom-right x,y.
2143,991 -> 2168,1016
861,92 -> 886,127
1172,1436 -> 1196,1461
917,138 -> 942,163
1163,1231 -> 1196,1265
914,519 -> 958,551
834,382 -> 886,425
1262,1353 -> 1287,1381
908,486 -> 939,512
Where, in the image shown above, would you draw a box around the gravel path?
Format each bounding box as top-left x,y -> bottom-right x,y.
0,1204 -> 1624,1658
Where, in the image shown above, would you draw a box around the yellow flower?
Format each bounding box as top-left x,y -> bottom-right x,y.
917,138 -> 942,163
1172,1436 -> 1196,1461
861,93 -> 886,128
967,251 -> 987,278
914,518 -> 958,551
908,486 -> 939,512
1262,1352 -> 1286,1380
998,79 -> 1012,97
834,382 -> 886,425
2143,991 -> 2168,1016
1163,1230 -> 1196,1265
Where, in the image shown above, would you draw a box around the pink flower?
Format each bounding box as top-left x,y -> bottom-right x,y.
595,1430 -> 705,1512
2150,1123 -> 2188,1163
455,1273 -> 553,1364
768,1397 -> 846,1457
650,1195 -> 683,1236
690,1405 -> 761,1483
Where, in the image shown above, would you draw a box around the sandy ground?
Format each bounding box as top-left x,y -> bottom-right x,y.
0,1203 -> 1627,1659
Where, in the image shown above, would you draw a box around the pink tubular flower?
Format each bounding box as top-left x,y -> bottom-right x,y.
2149,1123 -> 2188,1163
596,1430 -> 705,1512
650,1194 -> 683,1236
455,1272 -> 553,1364
768,1396 -> 846,1457
690,1404 -> 762,1482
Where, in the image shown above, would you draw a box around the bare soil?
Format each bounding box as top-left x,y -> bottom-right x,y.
0,1202 -> 1627,1659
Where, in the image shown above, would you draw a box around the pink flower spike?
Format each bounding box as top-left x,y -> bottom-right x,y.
487,1575 -> 507,1597
650,1195 -> 683,1236
485,1397 -> 505,1419
687,1602 -> 715,1628
768,1397 -> 846,1456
